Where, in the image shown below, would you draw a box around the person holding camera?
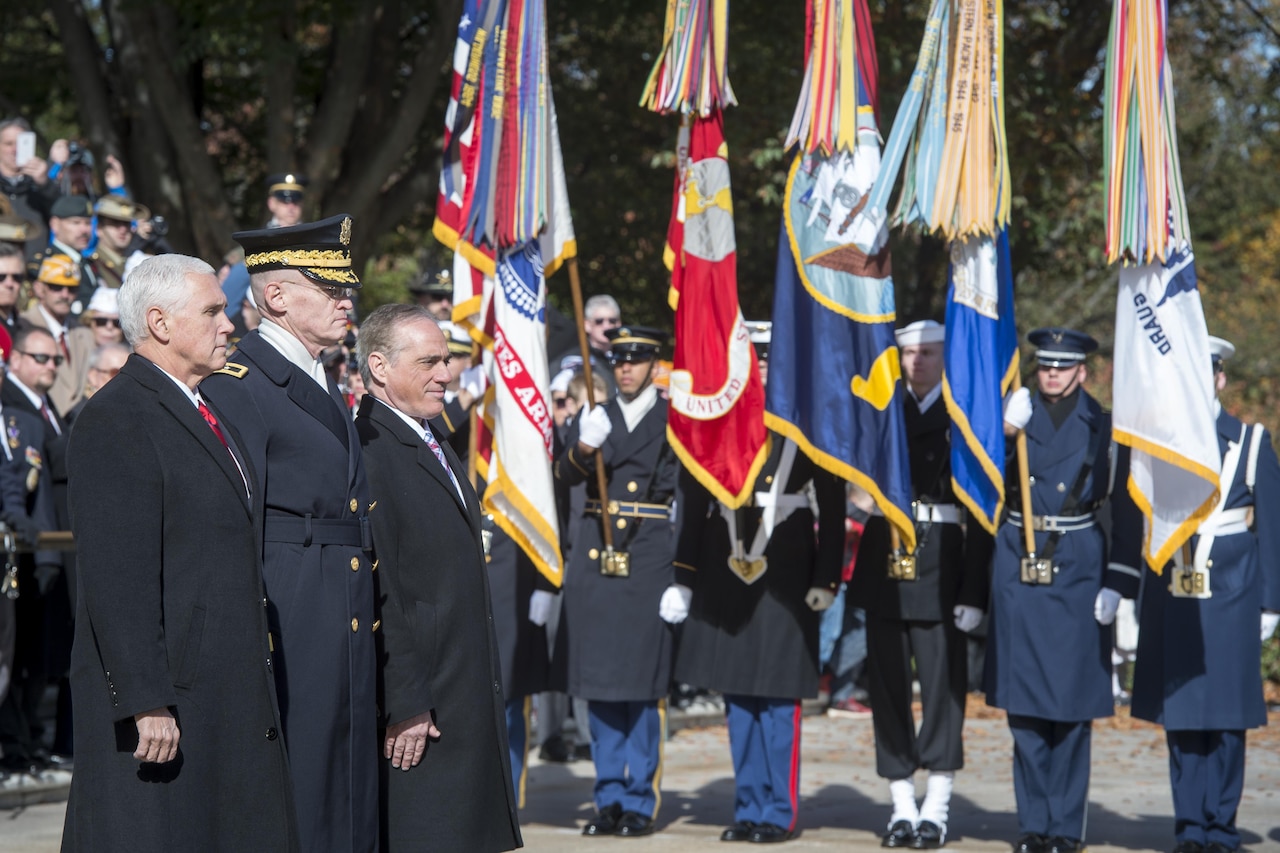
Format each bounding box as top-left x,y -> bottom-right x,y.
0,118 -> 61,257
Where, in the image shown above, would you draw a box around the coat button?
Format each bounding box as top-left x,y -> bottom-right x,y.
626,481 -> 638,493
350,557 -> 360,571
266,728 -> 278,740
493,681 -> 500,693
616,518 -> 627,529
588,548 -> 599,560
1029,476 -> 1037,485
1057,482 -> 1066,492
350,499 -> 359,512
351,617 -> 359,632
372,619 -> 381,632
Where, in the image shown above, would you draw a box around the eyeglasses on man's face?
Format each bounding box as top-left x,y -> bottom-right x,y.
16,350 -> 64,366
589,316 -> 621,326
310,282 -> 354,302
42,283 -> 78,293
0,272 -> 25,284
92,317 -> 122,328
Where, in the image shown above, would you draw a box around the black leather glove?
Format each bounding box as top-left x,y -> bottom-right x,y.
3,512 -> 40,546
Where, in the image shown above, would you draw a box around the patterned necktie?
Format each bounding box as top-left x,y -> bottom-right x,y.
423,426 -> 464,501
197,400 -> 228,448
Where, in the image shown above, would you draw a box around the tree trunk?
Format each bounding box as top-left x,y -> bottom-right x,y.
46,0 -> 124,163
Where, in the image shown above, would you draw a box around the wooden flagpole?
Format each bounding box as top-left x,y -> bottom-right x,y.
566,257 -> 615,552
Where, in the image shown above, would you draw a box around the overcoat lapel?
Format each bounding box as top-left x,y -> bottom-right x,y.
237,333 -> 350,450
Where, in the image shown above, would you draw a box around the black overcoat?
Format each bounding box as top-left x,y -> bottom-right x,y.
61,355 -> 298,852
202,330 -> 378,853
672,436 -> 846,698
553,393 -> 677,701
356,395 -> 521,853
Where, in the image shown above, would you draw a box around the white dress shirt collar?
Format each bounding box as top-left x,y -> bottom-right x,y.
258,318 -> 328,388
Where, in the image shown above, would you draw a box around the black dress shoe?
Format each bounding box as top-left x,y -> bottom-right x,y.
883,820 -> 916,848
538,735 -> 571,763
616,811 -> 656,837
1046,837 -> 1084,853
582,803 -> 623,836
912,820 -> 946,849
1203,844 -> 1236,853
1014,833 -> 1048,853
1172,843 -> 1204,853
721,821 -> 757,842
748,823 -> 793,843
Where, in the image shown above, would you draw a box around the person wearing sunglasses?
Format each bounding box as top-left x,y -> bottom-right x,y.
88,196 -> 151,290
80,286 -> 126,347
0,242 -> 26,332
19,253 -> 94,414
201,213 -> 377,853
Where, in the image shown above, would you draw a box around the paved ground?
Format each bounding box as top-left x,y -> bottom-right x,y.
4,703 -> 1280,852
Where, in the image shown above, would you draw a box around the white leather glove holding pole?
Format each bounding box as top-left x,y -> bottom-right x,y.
1261,611 -> 1280,643
528,590 -> 555,627
1003,387 -> 1032,431
804,587 -> 835,611
953,604 -> 983,633
1094,588 -> 1122,626
577,405 -> 613,450
658,584 -> 692,624
459,365 -> 487,401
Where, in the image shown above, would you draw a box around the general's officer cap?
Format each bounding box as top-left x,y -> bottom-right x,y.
746,320 -> 772,361
605,325 -> 667,363
234,213 -> 360,288
1028,327 -> 1097,368
409,268 -> 453,298
1208,335 -> 1235,370
50,195 -> 93,220
895,319 -> 945,348
266,173 -> 308,203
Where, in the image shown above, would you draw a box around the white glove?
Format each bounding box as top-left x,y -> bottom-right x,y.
1003,387 -> 1032,431
805,587 -> 836,611
577,404 -> 613,449
459,365 -> 487,400
953,604 -> 983,633
1094,588 -> 1122,626
658,583 -> 693,624
528,590 -> 555,627
1261,611 -> 1280,643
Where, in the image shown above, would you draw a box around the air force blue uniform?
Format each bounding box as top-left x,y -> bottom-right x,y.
1132,407 -> 1280,850
985,386 -> 1142,845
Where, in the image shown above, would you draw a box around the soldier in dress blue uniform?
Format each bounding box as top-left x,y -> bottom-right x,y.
201,214 -> 377,853
1131,335 -> 1280,853
553,325 -> 678,838
986,327 -> 1143,853
671,321 -> 846,844
850,320 -> 993,850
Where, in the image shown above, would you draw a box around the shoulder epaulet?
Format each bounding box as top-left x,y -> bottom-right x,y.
212,362 -> 249,379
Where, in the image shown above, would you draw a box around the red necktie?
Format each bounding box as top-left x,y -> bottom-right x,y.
198,400 -> 229,448
58,332 -> 70,364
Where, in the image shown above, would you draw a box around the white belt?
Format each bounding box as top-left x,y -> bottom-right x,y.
754,493 -> 809,510
1006,511 -> 1096,532
914,503 -> 961,524
1197,506 -> 1250,537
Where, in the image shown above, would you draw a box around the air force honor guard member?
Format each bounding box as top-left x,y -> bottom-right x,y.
201,215 -> 376,853
850,320 -> 993,850
1131,336 -> 1280,853
672,321 -> 846,845
987,327 -> 1142,853
554,325 -> 678,839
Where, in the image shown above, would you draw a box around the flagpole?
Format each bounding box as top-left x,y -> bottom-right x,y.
1012,372 -> 1037,559
567,256 -> 616,552
468,340 -> 480,493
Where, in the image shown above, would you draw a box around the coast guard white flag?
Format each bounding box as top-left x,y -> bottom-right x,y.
1112,245 -> 1220,573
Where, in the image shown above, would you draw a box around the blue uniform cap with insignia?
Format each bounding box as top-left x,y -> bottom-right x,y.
266,173 -> 308,204
746,320 -> 771,361
605,325 -> 667,363
1028,327 -> 1097,368
234,213 -> 360,288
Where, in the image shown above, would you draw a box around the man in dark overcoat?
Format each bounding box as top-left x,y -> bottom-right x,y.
1131,335 -> 1280,853
672,321 -> 846,844
60,254 -> 298,851
553,325 -> 678,838
986,328 -> 1143,853
850,320 -> 993,849
355,304 -> 521,852
201,215 -> 377,853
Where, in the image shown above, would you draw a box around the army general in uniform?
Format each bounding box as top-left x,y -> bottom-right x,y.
554,325 -> 678,838
1131,336 -> 1280,853
986,328 -> 1143,853
202,215 -> 376,853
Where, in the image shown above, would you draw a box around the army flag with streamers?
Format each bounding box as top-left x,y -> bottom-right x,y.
644,0 -> 768,509
434,0 -> 575,585
765,0 -> 915,548
1105,0 -> 1219,572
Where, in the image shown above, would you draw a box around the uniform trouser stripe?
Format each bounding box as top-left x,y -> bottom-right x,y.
725,695 -> 803,830
505,697 -> 532,809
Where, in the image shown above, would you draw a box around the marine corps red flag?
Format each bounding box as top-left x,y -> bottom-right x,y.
643,0 -> 767,509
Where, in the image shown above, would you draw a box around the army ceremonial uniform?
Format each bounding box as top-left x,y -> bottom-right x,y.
985,329 -> 1142,853
1131,338 -> 1280,853
673,428 -> 845,840
202,216 -> 376,853
553,326 -> 677,835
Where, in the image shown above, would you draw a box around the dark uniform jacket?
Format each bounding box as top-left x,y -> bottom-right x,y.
202,330 -> 377,853
672,435 -> 845,698
357,396 -> 521,853
61,355 -> 298,852
1132,408 -> 1280,731
851,393 -> 993,620
554,391 -> 677,702
985,388 -> 1142,722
